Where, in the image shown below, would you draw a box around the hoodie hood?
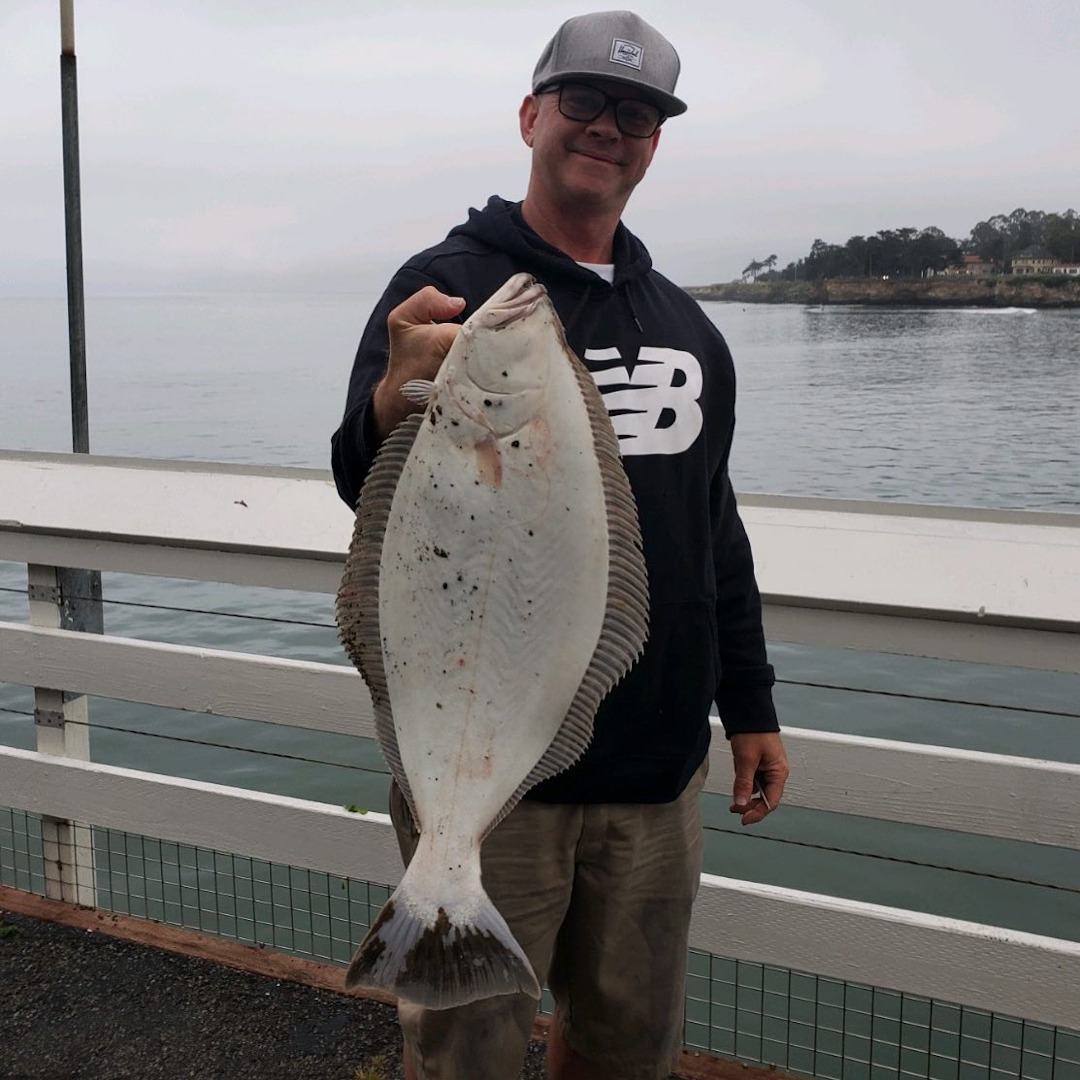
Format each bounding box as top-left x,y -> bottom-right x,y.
448,196 -> 653,289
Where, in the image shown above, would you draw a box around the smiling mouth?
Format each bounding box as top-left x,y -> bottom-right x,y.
573,149 -> 622,165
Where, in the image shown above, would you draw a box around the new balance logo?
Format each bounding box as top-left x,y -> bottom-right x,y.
586,347 -> 704,456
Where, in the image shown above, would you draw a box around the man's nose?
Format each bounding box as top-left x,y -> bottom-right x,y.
584,102 -> 621,136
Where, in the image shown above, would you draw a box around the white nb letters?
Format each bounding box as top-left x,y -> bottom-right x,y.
586,347 -> 704,456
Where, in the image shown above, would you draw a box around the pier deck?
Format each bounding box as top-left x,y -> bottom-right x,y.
0,898 -> 553,1080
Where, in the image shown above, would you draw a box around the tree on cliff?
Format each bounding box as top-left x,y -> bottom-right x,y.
1044,210 -> 1080,262
752,207 -> 1069,286
742,258 -> 765,282
968,208 -> 1048,268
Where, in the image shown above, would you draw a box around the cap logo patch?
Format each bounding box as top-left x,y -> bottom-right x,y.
609,38 -> 644,70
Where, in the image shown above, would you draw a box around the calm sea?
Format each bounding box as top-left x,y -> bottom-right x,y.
1,295 -> 1078,939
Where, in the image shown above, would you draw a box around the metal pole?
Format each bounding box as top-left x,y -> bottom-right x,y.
57,0 -> 103,633
60,0 -> 89,455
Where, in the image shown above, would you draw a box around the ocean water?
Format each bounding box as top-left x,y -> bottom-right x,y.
1,295 -> 1078,939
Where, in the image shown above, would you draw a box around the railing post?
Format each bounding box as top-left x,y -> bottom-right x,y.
29,563 -> 96,905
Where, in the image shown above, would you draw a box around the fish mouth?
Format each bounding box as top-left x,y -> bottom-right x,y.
484,274 -> 547,329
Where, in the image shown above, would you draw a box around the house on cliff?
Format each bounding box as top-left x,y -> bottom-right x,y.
1011,247 -> 1056,274
949,254 -> 996,276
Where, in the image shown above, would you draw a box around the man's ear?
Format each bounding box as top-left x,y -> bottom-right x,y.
519,94 -> 540,148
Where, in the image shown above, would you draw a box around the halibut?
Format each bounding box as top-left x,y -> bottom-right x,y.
336,273 -> 648,1009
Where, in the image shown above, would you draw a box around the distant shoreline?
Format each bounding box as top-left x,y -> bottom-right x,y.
685,277 -> 1080,308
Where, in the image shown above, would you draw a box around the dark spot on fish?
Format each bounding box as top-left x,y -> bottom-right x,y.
433,545 -> 448,558
528,530 -> 533,536
429,412 -> 436,427
511,440 -> 520,448
501,371 -> 507,378
368,899 -> 396,937
451,419 -> 459,427
435,405 -> 443,415
442,582 -> 448,589
483,399 -> 492,407
436,702 -> 442,709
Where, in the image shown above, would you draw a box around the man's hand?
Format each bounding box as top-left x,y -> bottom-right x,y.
729,732 -> 789,826
373,287 -> 466,439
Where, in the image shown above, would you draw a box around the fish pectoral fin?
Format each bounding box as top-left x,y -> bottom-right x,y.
344,865 -> 540,1008
400,379 -> 438,406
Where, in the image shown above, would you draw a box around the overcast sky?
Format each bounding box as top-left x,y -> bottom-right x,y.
2,0 -> 1078,295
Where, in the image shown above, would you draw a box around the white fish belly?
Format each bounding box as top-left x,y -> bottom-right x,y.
379,367 -> 609,846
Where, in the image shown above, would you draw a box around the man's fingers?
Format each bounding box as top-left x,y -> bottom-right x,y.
388,286 -> 465,332
761,777 -> 785,811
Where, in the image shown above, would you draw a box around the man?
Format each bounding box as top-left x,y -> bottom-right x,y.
331,11 -> 789,1080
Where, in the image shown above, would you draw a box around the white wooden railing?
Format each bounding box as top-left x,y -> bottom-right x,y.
1,450 -> 1079,1034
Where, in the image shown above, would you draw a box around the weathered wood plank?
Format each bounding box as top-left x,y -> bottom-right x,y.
0,532 -> 343,593
0,746 -> 401,886
691,873 -> 1080,1031
706,727 -> 1080,848
0,621 -> 374,738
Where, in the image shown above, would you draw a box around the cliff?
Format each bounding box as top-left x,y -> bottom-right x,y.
685,276 -> 1080,308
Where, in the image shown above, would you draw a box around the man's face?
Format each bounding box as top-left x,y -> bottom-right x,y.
519,79 -> 662,215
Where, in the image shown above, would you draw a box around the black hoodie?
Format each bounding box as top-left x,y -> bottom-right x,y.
331,196 -> 778,804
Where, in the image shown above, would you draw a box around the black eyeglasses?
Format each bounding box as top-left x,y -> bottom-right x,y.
550,82 -> 664,138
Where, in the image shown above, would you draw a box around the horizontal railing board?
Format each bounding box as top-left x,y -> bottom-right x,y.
691,873 -> 1080,1031
0,621 -> 372,738
0,745 -> 403,887
741,727 -> 1080,848
3,621 -> 1078,847
3,450 -> 1080,627
2,745 -> 1077,1029
763,603 -> 1080,674
0,532 -> 343,594
0,451 -> 354,557
741,497 -> 1080,626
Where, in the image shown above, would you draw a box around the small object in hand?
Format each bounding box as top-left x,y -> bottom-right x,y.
754,786 -> 772,811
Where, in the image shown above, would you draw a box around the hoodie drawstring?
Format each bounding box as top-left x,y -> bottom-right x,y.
620,282 -> 644,334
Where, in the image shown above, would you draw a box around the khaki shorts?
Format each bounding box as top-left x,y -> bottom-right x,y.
388,760 -> 707,1080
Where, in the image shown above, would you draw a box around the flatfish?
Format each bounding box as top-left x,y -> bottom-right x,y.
336,272 -> 648,1009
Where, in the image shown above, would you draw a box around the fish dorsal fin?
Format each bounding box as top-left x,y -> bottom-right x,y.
336,411 -> 426,822
400,379 -> 437,406
484,343 -> 649,836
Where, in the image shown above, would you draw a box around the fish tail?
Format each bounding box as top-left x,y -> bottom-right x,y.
344,864 -> 540,1009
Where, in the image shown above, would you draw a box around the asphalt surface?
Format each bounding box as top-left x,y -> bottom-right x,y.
0,911 -> 551,1080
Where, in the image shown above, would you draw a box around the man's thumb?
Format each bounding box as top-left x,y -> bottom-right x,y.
731,765 -> 755,809
392,287 -> 465,330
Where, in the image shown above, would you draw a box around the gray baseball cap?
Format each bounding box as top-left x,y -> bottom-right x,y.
532,11 -> 687,117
